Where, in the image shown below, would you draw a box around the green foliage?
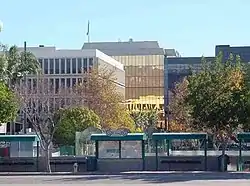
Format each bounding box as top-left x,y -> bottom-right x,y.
54,107 -> 100,146
130,109 -> 159,132
0,81 -> 18,123
186,53 -> 250,141
0,45 -> 40,87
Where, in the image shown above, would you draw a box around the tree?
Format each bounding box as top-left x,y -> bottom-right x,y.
74,68 -> 134,131
16,78 -> 64,172
0,45 -> 40,88
168,78 -> 193,132
54,107 -> 100,146
0,81 -> 18,123
130,109 -> 159,133
186,53 -> 250,171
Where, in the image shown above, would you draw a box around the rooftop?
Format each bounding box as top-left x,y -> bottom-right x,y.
82,40 -> 165,56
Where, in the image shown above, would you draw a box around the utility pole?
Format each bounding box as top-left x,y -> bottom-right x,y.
23,41 -> 27,134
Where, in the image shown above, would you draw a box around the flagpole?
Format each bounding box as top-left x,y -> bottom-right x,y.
87,20 -> 90,43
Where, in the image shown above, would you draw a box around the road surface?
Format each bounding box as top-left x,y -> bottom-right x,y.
0,172 -> 249,185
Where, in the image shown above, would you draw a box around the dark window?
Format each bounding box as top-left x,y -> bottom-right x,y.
83,58 -> 87,73
72,78 -> 76,87
49,59 -> 54,74
38,59 -> 43,69
61,78 -> 65,88
49,79 -> 54,93
77,58 -> 82,73
44,59 -> 48,74
66,58 -> 71,74
66,78 -> 71,88
55,79 -> 59,93
55,59 -> 60,74
89,58 -> 93,72
72,58 -> 76,74
61,59 -> 65,74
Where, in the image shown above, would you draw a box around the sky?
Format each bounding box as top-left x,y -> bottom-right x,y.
0,0 -> 250,57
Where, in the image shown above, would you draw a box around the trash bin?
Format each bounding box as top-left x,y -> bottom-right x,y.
218,154 -> 230,171
86,156 -> 97,171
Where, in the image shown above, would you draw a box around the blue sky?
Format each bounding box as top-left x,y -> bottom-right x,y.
0,0 -> 249,56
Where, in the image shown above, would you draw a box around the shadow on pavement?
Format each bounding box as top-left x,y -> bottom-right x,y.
47,172 -> 250,184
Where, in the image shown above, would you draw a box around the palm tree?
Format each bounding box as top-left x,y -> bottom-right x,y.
0,44 -> 40,88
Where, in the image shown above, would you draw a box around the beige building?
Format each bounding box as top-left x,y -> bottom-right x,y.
82,40 -> 179,100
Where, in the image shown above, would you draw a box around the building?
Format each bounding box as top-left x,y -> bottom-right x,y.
216,45 -> 250,62
82,40 -> 179,100
164,56 -> 215,125
11,46 -> 125,134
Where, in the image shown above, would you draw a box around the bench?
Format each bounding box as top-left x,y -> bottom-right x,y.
0,161 -> 34,165
50,161 -> 86,165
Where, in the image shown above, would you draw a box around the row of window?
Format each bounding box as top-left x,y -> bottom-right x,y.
38,58 -> 94,75
22,78 -> 86,94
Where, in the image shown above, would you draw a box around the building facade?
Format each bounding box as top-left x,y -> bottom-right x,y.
12,46 -> 125,134
164,56 -> 215,123
216,45 -> 250,62
82,40 -> 179,100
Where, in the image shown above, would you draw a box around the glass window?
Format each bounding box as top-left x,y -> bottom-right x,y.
55,78 -> 59,93
72,78 -> 76,87
89,58 -> 93,71
38,59 -> 43,69
49,59 -> 54,74
66,78 -> 71,88
61,58 -> 65,74
72,58 -> 76,74
61,78 -> 65,88
49,79 -> 54,93
77,58 -> 82,73
98,141 -> 119,159
121,141 -> 142,158
55,59 -> 60,74
83,58 -> 88,73
66,58 -> 71,74
44,59 -> 48,74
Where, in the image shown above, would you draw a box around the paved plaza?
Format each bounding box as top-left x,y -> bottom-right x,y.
0,172 -> 249,185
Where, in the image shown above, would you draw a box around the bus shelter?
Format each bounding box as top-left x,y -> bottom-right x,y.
0,135 -> 40,172
152,133 -> 208,171
90,133 -> 147,171
237,132 -> 250,171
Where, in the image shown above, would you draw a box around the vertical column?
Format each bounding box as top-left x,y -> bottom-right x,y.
239,139 -> 242,171
119,141 -> 121,159
204,137 -> 208,171
155,140 -> 158,171
141,140 -> 145,171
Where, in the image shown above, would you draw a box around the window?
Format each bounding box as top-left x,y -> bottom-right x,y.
55,78 -> 59,93
44,59 -> 48,74
66,58 -> 71,74
55,59 -> 60,74
49,79 -> 54,93
38,59 -> 43,69
49,59 -> 54,74
66,78 -> 71,88
83,58 -> 88,73
72,78 -> 76,87
89,58 -> 93,71
61,78 -> 65,88
77,58 -> 82,73
61,59 -> 65,74
72,58 -> 76,74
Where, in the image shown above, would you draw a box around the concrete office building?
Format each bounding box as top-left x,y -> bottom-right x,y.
12,46 -> 125,133
83,40 -> 180,100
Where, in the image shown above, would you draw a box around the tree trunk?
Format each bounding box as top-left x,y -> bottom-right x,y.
44,144 -> 52,173
220,139 -> 229,172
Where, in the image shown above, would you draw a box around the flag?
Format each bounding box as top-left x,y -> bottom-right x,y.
86,21 -> 90,36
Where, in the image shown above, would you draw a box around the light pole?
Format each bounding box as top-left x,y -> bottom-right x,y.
23,41 -> 27,134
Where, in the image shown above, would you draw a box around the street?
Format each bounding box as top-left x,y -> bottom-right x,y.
0,172 -> 249,185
